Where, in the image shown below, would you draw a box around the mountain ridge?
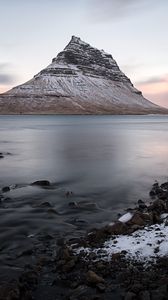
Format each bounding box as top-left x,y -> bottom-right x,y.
0,36 -> 167,114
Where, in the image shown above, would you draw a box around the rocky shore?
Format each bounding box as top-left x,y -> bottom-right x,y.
1,181 -> 168,299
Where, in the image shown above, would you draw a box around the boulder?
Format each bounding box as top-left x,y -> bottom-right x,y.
2,186 -> 10,193
31,180 -> 50,187
128,212 -> 145,227
106,221 -> 128,235
86,270 -> 105,285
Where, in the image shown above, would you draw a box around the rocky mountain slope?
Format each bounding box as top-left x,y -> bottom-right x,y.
0,36 -> 166,114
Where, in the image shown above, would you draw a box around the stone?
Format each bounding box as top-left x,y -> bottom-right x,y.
63,259 -> 76,272
150,199 -> 166,213
69,285 -> 90,300
31,180 -> 50,187
161,182 -> 168,190
96,283 -> 106,292
128,212 -> 145,226
2,186 -> 10,193
106,221 -> 128,235
111,252 -> 122,261
86,270 -> 105,285
139,290 -> 150,300
39,201 -> 52,207
130,283 -> 143,293
124,291 -> 136,300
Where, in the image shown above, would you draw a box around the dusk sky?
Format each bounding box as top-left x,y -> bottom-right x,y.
0,0 -> 168,107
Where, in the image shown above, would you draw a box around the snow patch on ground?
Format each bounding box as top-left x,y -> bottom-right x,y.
75,221 -> 168,264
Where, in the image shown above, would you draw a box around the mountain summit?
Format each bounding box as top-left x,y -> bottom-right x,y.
0,36 -> 166,114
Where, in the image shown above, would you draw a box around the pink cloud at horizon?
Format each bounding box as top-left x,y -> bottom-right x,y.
136,75 -> 168,108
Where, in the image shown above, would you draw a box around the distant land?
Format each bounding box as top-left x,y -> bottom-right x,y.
0,36 -> 167,115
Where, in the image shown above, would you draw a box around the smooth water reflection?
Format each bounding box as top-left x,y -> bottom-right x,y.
0,115 -> 168,254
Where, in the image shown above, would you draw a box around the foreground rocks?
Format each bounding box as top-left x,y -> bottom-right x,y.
1,181 -> 168,299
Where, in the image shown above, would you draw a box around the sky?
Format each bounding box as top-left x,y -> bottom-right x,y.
0,0 -> 168,107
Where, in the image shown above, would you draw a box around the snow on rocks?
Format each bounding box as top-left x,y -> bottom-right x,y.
104,222 -> 168,262
118,212 -> 133,223
75,222 -> 168,264
73,181 -> 168,264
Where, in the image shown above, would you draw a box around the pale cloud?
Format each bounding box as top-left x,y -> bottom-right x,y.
136,75 -> 168,85
88,0 -> 158,22
0,74 -> 13,84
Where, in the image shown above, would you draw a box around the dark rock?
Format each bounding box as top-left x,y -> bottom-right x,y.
124,291 -> 136,300
31,180 -> 50,187
0,283 -> 20,300
111,252 -> 122,261
150,190 -> 156,197
106,221 -> 128,235
96,283 -> 106,292
160,182 -> 168,190
19,270 -> 38,288
149,199 -> 166,215
128,212 -> 145,226
139,290 -> 150,300
139,203 -> 147,210
69,201 -> 79,208
130,283 -> 143,293
86,270 -> 105,285
63,259 -> 76,272
138,199 -> 144,204
69,285 -> 91,300
2,186 -> 10,193
47,208 -> 58,214
39,201 -> 52,207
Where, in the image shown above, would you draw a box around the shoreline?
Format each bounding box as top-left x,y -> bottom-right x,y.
1,181 -> 168,299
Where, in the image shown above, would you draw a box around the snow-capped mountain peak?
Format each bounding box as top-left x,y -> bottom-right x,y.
0,36 -> 166,114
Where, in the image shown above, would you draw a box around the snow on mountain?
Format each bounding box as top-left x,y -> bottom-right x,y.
0,36 -> 166,114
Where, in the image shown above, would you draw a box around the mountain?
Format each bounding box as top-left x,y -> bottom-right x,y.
0,36 -> 166,114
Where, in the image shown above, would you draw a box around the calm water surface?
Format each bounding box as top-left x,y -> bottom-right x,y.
0,115 -> 168,268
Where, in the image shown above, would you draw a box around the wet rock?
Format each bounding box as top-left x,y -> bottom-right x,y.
69,285 -> 90,300
160,182 -> 168,190
69,201 -> 79,208
111,252 -> 122,261
138,200 -> 147,210
106,221 -> 128,235
149,199 -> 166,214
63,259 -> 76,272
18,248 -> 34,257
47,208 -> 58,214
150,286 -> 168,300
0,283 -> 20,300
2,186 -> 10,193
31,180 -> 50,187
130,224 -> 143,231
39,201 -> 52,207
96,283 -> 106,292
86,270 -> 105,285
128,212 -> 145,227
130,283 -> 143,293
19,270 -> 38,288
124,291 -> 137,300
65,191 -> 73,197
139,290 -> 150,300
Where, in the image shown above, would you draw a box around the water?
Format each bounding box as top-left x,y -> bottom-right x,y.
0,115 -> 168,269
